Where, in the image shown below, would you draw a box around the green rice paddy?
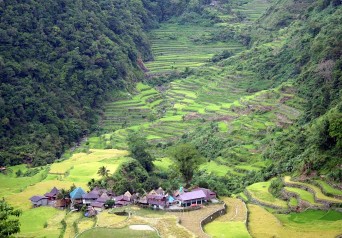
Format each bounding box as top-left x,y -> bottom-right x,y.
246,181 -> 288,208
205,222 -> 251,238
77,227 -> 159,238
314,180 -> 342,197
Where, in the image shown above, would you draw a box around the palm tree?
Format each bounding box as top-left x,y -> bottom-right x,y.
97,166 -> 110,178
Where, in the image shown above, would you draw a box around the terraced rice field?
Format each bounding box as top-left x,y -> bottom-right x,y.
235,0 -> 271,22
77,227 -> 159,238
313,180 -> 342,197
145,24 -> 245,73
16,207 -> 65,238
284,176 -> 342,204
246,181 -> 288,209
248,204 -> 342,238
284,187 -> 324,207
204,197 -> 251,238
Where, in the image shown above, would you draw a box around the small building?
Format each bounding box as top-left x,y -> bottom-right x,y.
91,187 -> 114,197
178,190 -> 207,207
82,192 -> 99,205
114,195 -> 131,207
70,187 -> 86,205
30,196 -> 48,207
192,187 -> 217,200
90,201 -> 105,212
155,187 -> 165,196
124,191 -> 132,199
96,193 -> 111,203
44,187 -> 60,201
137,196 -> 149,207
147,194 -> 167,209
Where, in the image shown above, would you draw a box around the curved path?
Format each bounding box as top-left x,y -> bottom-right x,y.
170,204 -> 224,238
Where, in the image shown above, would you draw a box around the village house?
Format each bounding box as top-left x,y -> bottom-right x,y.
29,196 -> 48,207
114,194 -> 131,207
178,190 -> 207,207
82,192 -> 99,205
70,187 -> 86,206
146,194 -> 167,209
192,187 -> 217,201
44,187 -> 59,206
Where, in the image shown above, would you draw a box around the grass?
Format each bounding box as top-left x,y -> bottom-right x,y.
200,161 -> 234,176
314,180 -> 342,196
96,211 -> 127,227
284,176 -> 342,204
284,187 -> 323,206
205,197 -> 250,237
77,217 -> 96,234
49,149 -> 130,185
246,181 -> 288,208
16,207 -> 65,238
153,157 -> 173,172
205,222 -> 251,238
0,166 -> 48,198
145,23 -> 245,73
64,212 -> 82,238
77,227 -> 159,238
248,204 -> 342,238
289,197 -> 298,207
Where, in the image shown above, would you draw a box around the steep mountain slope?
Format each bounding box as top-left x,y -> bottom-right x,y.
0,0 -> 157,166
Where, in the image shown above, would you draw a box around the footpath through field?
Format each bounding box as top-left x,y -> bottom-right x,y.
204,198 -> 251,238
170,204 -> 224,238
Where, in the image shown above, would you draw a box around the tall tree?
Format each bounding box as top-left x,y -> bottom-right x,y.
0,199 -> 21,237
170,143 -> 204,188
97,166 -> 110,178
127,132 -> 154,172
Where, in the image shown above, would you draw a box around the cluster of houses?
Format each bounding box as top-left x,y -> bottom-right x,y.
30,186 -> 217,214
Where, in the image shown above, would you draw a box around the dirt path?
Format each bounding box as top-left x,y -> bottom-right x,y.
216,197 -> 247,222
170,204 -> 224,238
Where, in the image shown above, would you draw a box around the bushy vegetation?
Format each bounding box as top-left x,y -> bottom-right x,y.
0,0 -> 161,166
0,199 -> 21,237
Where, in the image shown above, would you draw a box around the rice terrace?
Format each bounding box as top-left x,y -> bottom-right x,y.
0,0 -> 341,238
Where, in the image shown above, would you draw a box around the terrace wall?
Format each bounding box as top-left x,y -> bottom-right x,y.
200,203 -> 226,237
244,189 -> 287,210
283,179 -> 340,207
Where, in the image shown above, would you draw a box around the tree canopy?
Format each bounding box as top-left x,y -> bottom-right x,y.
127,132 -> 154,172
0,199 -> 21,237
170,143 -> 204,187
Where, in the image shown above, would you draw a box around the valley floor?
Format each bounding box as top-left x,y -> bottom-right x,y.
1,0 -> 341,237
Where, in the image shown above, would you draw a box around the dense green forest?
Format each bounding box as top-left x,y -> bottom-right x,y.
0,0 -> 225,166
0,0 -> 159,166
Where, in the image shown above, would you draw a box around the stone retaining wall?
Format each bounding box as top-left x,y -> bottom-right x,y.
283,178 -> 340,207
310,181 -> 342,200
244,190 -> 287,210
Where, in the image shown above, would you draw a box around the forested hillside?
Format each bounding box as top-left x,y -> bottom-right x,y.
0,0 -> 160,166
1,0 -> 341,178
